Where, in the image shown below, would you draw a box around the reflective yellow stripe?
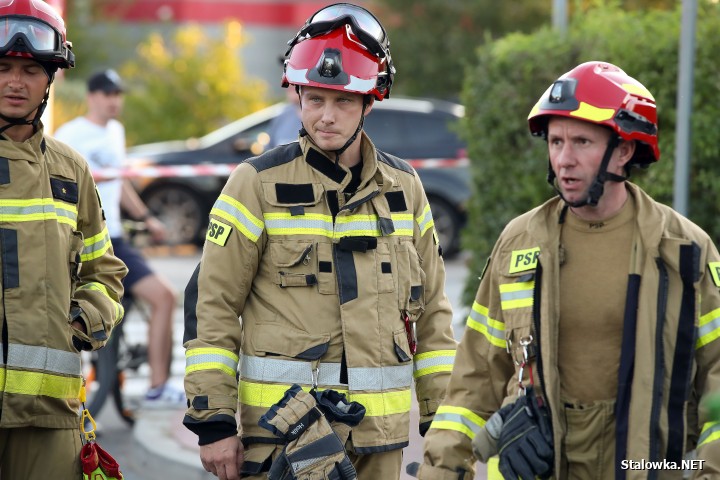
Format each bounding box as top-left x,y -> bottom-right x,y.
0,368 -> 82,400
413,350 -> 456,378
76,282 -> 122,319
467,302 -> 506,349
499,281 -> 534,310
622,83 -> 654,101
698,421 -> 720,447
263,212 -> 414,238
416,204 -> 434,237
239,381 -> 411,417
697,308 -> 720,348
211,194 -> 264,242
430,405 -> 486,440
185,348 -> 239,378
0,198 -> 78,229
81,227 -> 111,261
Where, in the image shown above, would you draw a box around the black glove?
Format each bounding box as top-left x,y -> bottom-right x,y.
497,387 -> 554,480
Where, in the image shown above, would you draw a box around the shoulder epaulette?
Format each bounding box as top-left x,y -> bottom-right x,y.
245,142 -> 302,172
377,150 -> 414,175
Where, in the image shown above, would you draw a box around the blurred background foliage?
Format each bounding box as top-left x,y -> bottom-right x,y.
51,0 -> 719,305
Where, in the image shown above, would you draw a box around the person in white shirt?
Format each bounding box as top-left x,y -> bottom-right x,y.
55,69 -> 184,407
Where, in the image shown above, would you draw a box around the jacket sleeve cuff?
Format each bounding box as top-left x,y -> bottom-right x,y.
183,413 -> 238,446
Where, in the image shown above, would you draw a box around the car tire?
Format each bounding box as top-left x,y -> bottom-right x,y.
141,185 -> 206,245
427,196 -> 462,258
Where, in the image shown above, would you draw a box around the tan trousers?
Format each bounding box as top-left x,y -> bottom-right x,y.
0,426 -> 82,479
243,441 -> 403,479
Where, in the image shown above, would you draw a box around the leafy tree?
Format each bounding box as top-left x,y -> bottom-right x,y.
460,2 -> 720,304
119,21 -> 269,145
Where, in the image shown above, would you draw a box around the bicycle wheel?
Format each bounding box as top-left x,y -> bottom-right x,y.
85,325 -> 121,420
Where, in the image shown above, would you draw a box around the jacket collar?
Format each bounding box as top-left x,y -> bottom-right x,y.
0,126 -> 46,163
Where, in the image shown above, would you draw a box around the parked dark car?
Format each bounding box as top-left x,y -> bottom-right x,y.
126,97 -> 471,256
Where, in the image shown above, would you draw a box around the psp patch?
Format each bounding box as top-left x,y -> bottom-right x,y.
206,218 -> 232,246
509,247 -> 540,274
709,262 -> 720,287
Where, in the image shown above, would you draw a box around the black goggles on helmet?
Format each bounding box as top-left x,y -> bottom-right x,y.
286,3 -> 389,59
0,17 -> 61,58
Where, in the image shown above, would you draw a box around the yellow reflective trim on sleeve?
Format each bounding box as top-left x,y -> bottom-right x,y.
708,262 -> 720,287
508,247 -> 539,274
0,368 -> 82,400
211,194 -> 264,242
416,204 -> 434,237
570,101 -> 615,122
499,281 -> 534,310
186,347 -> 239,377
698,421 -> 720,447
81,227 -> 111,262
413,350 -> 456,378
430,405 -> 487,440
467,302 -> 506,349
697,308 -> 720,349
206,218 -> 232,246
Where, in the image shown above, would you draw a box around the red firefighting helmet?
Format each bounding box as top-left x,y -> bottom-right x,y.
528,61 -> 658,165
0,0 -> 74,69
282,3 -> 394,100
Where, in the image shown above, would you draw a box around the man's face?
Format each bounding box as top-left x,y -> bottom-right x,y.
547,116 -> 630,205
299,86 -> 371,152
87,90 -> 123,123
0,57 -> 49,121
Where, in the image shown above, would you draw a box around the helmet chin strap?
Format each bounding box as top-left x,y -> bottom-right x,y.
300,94 -> 370,167
547,135 -> 626,208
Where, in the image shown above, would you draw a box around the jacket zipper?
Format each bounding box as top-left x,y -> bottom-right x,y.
648,257 -> 669,479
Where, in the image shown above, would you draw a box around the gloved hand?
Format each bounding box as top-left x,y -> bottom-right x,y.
496,387 -> 554,480
471,405 -> 506,463
259,384 -> 358,480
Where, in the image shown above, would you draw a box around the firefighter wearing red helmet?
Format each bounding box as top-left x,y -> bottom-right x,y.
0,1 -> 126,477
413,61 -> 720,479
183,3 -> 457,479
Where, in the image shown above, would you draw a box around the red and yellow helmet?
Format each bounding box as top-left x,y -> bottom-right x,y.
282,3 -> 394,101
0,0 -> 74,69
528,61 -> 658,165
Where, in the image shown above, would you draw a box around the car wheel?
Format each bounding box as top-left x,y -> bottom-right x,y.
142,185 -> 206,245
428,196 -> 462,258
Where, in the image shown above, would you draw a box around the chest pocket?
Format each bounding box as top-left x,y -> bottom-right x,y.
499,247 -> 539,359
263,182 -> 325,289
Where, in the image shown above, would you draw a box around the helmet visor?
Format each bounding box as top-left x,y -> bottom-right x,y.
0,17 -> 59,55
288,3 -> 388,59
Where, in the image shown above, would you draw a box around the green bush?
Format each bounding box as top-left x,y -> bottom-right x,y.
460,3 -> 720,304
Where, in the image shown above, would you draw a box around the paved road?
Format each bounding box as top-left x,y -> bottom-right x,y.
91,248 -> 486,479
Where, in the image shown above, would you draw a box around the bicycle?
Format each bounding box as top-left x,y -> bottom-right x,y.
83,296 -> 150,427
82,220 -> 157,427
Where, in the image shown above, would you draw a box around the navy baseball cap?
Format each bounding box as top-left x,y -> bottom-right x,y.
87,69 -> 124,93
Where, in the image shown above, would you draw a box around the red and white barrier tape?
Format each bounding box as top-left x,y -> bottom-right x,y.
93,158 -> 469,182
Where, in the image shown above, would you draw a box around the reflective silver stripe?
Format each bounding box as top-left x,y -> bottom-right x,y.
213,195 -> 264,241
432,410 -> 484,437
241,355 -> 342,385
186,352 -> 240,370
347,365 -> 413,391
500,290 -> 533,302
264,216 -> 334,234
416,204 -> 434,236
5,344 -> 81,376
698,314 -> 720,343
414,352 -> 455,372
241,355 -> 412,390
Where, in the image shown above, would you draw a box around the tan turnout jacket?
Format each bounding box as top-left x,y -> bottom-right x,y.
0,129 -> 126,429
421,183 -> 720,479
184,135 -> 457,469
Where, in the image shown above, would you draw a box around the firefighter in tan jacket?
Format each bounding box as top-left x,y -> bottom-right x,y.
0,1 -> 126,478
183,4 -> 457,479
415,62 -> 720,480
